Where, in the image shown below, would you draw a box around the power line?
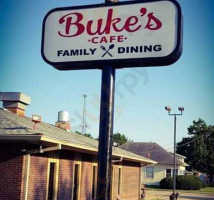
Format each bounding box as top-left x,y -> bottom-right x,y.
177,132 -> 212,148
138,132 -> 213,153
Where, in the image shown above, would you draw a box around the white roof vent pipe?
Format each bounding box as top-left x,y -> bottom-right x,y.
55,111 -> 70,131
58,111 -> 69,122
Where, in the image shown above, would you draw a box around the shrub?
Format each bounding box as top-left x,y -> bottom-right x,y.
159,175 -> 203,190
176,175 -> 202,190
160,178 -> 173,189
191,176 -> 206,188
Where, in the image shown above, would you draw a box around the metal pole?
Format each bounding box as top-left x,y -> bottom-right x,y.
173,115 -> 177,196
97,66 -> 115,200
82,94 -> 87,134
97,1 -> 117,199
166,107 -> 183,200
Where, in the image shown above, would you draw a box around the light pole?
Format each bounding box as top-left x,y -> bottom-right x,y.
165,106 -> 184,200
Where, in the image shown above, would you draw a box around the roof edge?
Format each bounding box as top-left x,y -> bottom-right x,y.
0,134 -> 157,165
41,136 -> 157,164
0,134 -> 42,142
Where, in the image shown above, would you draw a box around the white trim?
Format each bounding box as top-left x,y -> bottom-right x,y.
72,153 -> 82,200
118,166 -> 123,195
91,163 -> 98,200
23,154 -> 30,200
46,152 -> 59,200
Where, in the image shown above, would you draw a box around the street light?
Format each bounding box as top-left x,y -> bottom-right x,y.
165,106 -> 184,200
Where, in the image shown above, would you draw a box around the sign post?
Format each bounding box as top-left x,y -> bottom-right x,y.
96,2 -> 118,199
41,0 -> 182,199
97,65 -> 115,200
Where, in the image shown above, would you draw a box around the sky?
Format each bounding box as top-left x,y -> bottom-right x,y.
0,0 -> 214,149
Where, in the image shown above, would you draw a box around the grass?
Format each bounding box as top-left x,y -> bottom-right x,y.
145,186 -> 214,194
199,187 -> 214,193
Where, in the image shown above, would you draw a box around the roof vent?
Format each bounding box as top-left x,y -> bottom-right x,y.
0,92 -> 31,117
58,110 -> 69,122
32,115 -> 42,129
55,111 -> 70,131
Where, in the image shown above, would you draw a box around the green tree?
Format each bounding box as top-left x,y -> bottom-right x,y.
113,132 -> 132,146
75,130 -> 93,139
177,119 -> 214,186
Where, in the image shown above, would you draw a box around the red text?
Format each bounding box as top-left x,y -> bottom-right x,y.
58,7 -> 162,37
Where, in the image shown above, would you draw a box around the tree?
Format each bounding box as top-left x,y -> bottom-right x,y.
177,119 -> 214,186
75,130 -> 93,139
113,132 -> 132,146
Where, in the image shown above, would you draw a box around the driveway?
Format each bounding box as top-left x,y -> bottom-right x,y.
145,189 -> 214,200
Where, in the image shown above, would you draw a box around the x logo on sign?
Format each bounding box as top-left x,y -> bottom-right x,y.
100,44 -> 115,57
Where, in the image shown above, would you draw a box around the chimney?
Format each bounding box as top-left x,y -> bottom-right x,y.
0,92 -> 31,117
147,153 -> 151,159
55,111 -> 70,131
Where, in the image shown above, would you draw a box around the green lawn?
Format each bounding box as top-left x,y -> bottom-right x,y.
199,187 -> 214,193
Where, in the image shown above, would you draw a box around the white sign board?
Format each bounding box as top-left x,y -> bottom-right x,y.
41,0 -> 182,70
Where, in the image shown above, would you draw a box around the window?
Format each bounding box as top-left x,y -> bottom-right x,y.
92,165 -> 97,200
48,163 -> 56,200
118,167 -> 122,194
166,169 -> 178,178
166,169 -> 172,178
46,153 -> 59,200
145,167 -> 154,178
72,164 -> 80,200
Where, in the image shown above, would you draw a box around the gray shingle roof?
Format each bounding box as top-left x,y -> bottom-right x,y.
119,142 -> 187,166
0,109 -> 156,164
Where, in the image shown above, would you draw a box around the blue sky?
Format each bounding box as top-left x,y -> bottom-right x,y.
0,0 -> 214,149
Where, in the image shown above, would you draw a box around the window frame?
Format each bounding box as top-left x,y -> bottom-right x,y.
72,153 -> 82,200
91,164 -> 98,200
145,167 -> 154,179
46,152 -> 59,200
166,169 -> 172,178
165,168 -> 178,178
118,166 -> 123,195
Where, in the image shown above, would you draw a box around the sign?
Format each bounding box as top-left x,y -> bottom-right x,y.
41,0 -> 182,70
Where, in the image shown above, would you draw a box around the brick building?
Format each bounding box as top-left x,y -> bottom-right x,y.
0,92 -> 156,200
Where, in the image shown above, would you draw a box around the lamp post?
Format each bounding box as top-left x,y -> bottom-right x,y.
165,106 -> 184,200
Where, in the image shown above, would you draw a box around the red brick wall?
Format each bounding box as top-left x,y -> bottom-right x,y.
57,151 -> 74,199
57,151 -> 94,200
0,146 -> 141,200
80,154 -> 93,200
0,145 -> 24,200
113,161 -> 141,200
27,154 -> 49,200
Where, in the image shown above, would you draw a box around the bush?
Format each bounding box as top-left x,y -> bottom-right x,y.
191,175 -> 206,188
160,178 -> 173,189
160,175 -> 203,190
176,175 -> 202,190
